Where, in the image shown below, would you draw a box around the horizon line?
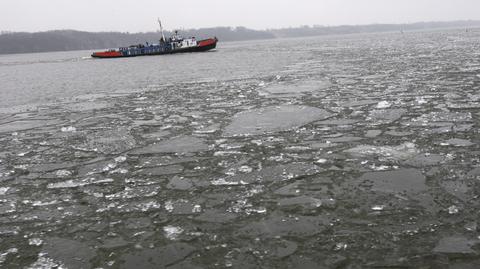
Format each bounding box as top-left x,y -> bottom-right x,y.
1,19 -> 480,34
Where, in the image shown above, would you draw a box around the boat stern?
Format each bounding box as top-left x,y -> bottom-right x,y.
91,50 -> 123,58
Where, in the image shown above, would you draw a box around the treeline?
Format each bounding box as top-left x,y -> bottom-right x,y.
1,21 -> 479,54
0,27 -> 274,54
270,20 -> 480,38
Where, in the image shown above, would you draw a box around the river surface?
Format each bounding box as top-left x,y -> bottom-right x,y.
1,29 -> 480,268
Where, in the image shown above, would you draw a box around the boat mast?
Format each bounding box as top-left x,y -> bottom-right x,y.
158,18 -> 166,42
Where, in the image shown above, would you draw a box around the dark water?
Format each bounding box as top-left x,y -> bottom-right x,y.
1,29 -> 480,268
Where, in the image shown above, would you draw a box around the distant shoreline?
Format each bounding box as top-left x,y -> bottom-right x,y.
1,20 -> 479,55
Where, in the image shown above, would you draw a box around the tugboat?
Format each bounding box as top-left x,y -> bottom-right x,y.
91,19 -> 217,58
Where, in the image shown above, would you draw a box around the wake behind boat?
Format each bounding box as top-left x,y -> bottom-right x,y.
91,19 -> 217,58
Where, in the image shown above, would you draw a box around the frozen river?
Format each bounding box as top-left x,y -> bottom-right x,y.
1,28 -> 480,268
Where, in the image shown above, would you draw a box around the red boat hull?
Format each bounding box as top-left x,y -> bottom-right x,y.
91,51 -> 123,58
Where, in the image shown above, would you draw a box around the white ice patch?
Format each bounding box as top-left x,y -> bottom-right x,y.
251,139 -> 262,146
164,200 -> 174,212
26,253 -> 66,269
32,200 -> 59,206
135,201 -> 161,212
372,205 -> 385,211
192,204 -> 202,213
416,97 -> 428,105
47,180 -> 88,189
114,156 -> 127,163
211,178 -> 247,186
334,243 -> 348,251
61,126 -> 76,132
110,168 -> 128,174
238,165 -> 253,173
28,238 -> 43,246
369,164 -> 394,171
214,151 -> 243,156
102,163 -> 117,172
316,158 -> 327,164
17,151 -> 30,157
55,170 -> 72,178
0,187 -> 10,195
345,142 -> 418,161
448,205 -> 459,214
376,101 -> 391,109
47,178 -> 114,189
163,225 -> 184,240
245,206 -> 267,215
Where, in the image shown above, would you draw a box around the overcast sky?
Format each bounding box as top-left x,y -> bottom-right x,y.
2,0 -> 480,32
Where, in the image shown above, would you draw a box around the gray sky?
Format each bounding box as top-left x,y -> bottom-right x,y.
2,0 -> 480,32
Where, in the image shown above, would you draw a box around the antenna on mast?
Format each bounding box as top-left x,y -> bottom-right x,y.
158,18 -> 166,42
